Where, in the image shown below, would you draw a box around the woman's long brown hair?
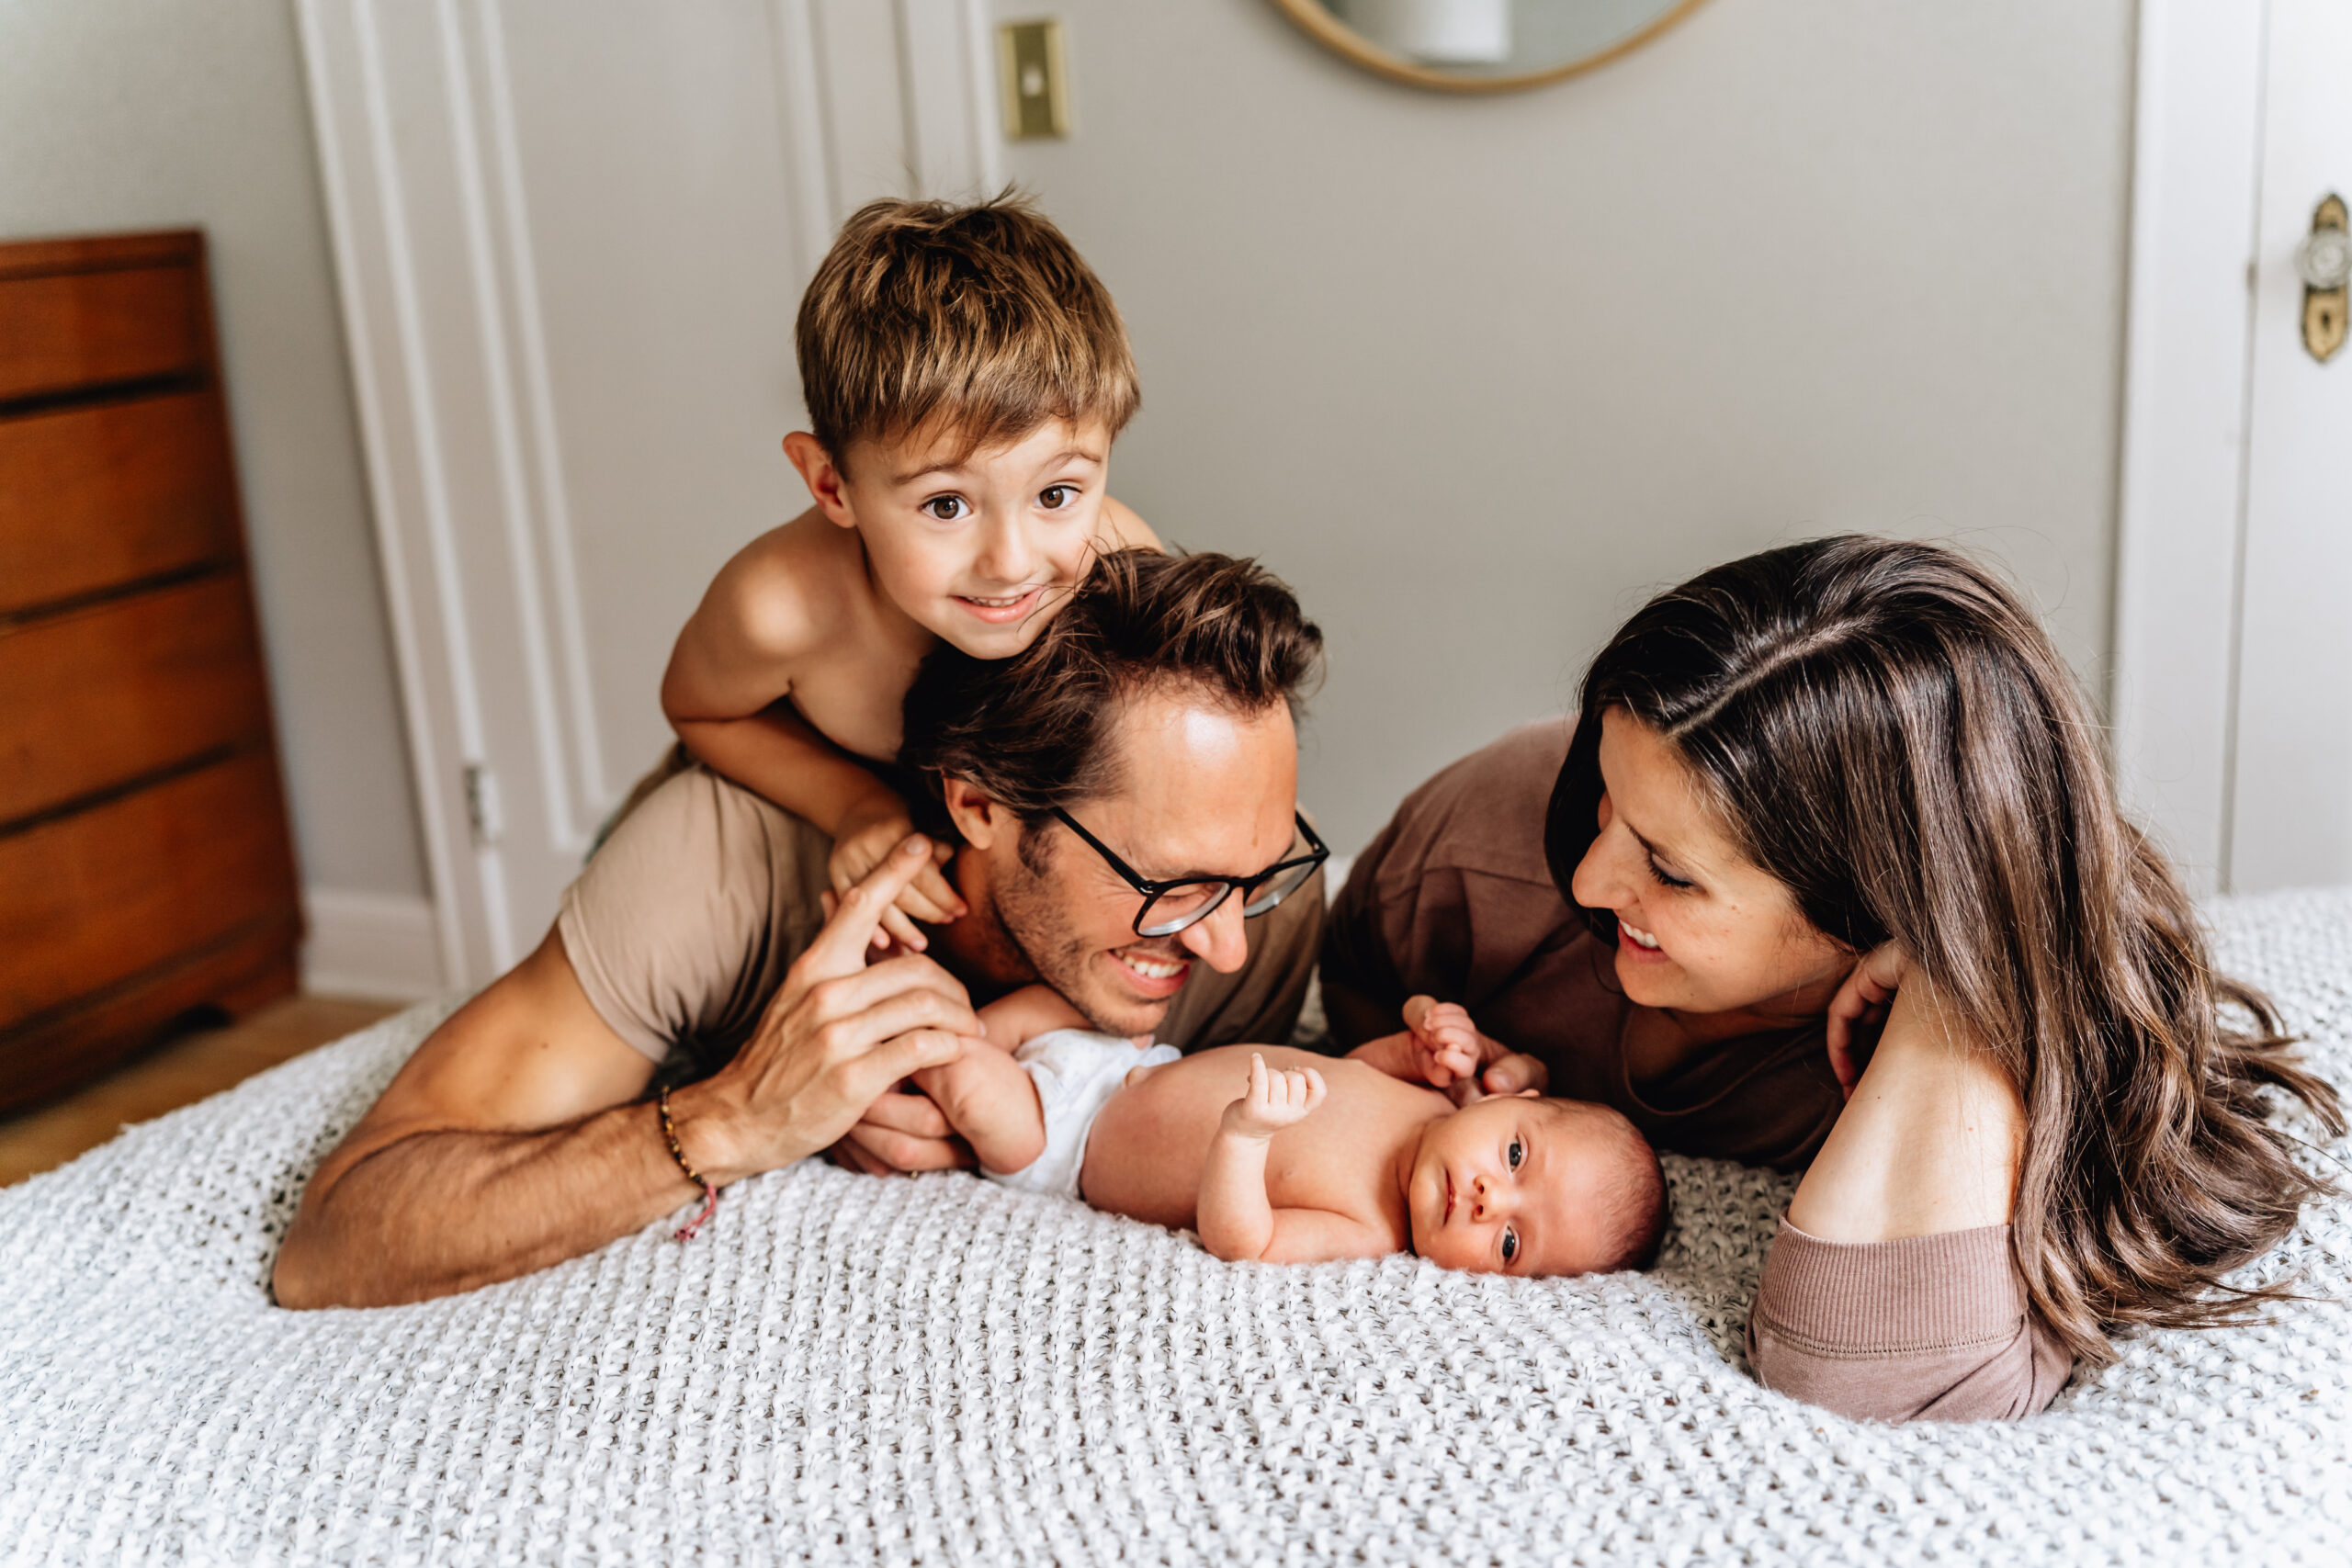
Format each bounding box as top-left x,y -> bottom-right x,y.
1544,535 -> 2343,1363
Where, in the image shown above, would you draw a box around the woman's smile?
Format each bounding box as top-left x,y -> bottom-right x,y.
1616,917 -> 1668,960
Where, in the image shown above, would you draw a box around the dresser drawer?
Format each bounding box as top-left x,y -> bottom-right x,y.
0,265 -> 206,404
0,574 -> 275,826
0,919 -> 297,1116
0,750 -> 299,1028
0,393 -> 240,615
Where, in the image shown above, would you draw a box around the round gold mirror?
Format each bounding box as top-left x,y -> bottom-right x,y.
1270,0 -> 1707,93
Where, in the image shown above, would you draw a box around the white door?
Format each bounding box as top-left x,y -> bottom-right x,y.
2220,0 -> 2352,893
2116,0 -> 2352,897
299,0 -> 1001,987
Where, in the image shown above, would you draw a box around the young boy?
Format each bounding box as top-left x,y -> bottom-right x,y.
917,991 -> 1668,1277
660,196 -> 1159,951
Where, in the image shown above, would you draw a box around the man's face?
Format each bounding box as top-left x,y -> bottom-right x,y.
954,686 -> 1303,1037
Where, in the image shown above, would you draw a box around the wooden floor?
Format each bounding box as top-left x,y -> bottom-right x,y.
0,995 -> 403,1187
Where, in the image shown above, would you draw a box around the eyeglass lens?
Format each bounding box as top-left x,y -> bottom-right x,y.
1134,852 -> 1321,939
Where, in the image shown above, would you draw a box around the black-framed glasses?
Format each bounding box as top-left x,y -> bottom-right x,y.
1050,808 -> 1329,938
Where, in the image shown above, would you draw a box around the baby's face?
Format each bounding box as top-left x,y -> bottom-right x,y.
837,417 -> 1114,659
1405,1095 -> 1626,1278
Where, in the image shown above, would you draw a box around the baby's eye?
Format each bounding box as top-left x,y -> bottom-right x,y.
922,496 -> 969,522
1500,1228 -> 1519,1266
1507,1138 -> 1524,1171
1038,484 -> 1076,510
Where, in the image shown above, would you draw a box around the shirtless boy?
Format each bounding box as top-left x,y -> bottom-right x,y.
918,987 -> 1668,1276
659,195 -> 1159,953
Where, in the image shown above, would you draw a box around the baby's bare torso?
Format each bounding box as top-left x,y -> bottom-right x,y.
1081,1044 -> 1442,1242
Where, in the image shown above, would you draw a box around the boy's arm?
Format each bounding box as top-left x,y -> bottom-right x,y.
660,529 -> 899,837
661,528 -> 960,947
674,701 -> 910,843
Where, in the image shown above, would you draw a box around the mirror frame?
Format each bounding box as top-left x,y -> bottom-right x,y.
1268,0 -> 1710,93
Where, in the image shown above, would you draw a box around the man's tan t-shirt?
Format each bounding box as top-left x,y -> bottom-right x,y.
558,766 -> 1324,1077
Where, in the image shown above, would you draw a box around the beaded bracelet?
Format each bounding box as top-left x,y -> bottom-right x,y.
656,1085 -> 718,1242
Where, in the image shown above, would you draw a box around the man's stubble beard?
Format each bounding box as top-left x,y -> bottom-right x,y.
989,827 -> 1181,1039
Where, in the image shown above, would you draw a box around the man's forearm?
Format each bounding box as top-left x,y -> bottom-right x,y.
275,1098 -> 707,1309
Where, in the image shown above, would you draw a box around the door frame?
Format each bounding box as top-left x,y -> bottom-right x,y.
296,0 -> 1004,990
2110,0 -> 2270,897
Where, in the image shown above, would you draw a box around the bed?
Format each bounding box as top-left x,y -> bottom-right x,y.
3,888 -> 2349,1564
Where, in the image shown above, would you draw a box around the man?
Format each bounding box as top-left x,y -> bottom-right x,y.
275,551 -> 1327,1308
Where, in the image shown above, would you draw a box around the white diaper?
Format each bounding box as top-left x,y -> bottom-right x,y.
985,1028 -> 1180,1200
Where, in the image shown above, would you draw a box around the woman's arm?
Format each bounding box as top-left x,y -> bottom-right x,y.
1748,955 -> 2063,1422
1787,954 -> 2022,1241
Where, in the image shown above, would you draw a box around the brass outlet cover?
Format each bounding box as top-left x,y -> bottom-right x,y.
999,19 -> 1069,141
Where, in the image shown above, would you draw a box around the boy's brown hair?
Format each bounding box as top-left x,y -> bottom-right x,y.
796,192 -> 1139,468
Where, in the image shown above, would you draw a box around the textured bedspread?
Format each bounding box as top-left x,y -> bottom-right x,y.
4,890 -> 2350,1565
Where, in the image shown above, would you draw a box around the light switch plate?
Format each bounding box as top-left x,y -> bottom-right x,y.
998,19 -> 1069,141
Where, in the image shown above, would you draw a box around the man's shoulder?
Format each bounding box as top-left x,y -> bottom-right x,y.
560,765 -> 835,1062
607,762 -> 830,866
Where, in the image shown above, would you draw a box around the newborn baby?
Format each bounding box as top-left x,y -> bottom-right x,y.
913,987 -> 1667,1276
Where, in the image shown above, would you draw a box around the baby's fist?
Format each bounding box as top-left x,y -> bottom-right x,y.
1222,1053 -> 1327,1139
1402,996 -> 1481,1089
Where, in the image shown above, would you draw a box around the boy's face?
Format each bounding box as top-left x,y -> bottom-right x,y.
800,419 -> 1116,659
1406,1097 -> 1623,1278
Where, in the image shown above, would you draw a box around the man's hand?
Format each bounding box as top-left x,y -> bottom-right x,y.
829,792 -> 965,953
678,834 -> 979,1179
1220,1053 -> 1328,1140
830,1086 -> 974,1176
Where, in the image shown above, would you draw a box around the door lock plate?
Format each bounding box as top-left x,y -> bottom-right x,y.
2299,194 -> 2348,364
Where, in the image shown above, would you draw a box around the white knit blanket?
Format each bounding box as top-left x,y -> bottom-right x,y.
6,892 -> 2352,1566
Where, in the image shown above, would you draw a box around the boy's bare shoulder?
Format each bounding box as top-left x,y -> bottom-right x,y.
701,508 -> 872,658
1099,497 -> 1164,553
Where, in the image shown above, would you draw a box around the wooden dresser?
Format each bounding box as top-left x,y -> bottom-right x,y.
0,230 -> 301,1116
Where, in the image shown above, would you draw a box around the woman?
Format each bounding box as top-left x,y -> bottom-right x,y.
1321,535 -> 2341,1421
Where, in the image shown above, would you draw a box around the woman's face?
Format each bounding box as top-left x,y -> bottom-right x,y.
1568,707 -> 1853,1020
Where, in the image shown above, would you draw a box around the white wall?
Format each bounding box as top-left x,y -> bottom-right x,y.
0,4 -> 431,925
1001,0 -> 2137,852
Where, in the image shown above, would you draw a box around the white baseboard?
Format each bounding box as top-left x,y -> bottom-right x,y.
302,887 -> 447,1001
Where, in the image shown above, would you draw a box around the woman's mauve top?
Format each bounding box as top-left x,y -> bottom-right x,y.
1318,719 -> 1845,1172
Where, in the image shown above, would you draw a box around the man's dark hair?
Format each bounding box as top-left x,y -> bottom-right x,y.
899,548 -> 1322,824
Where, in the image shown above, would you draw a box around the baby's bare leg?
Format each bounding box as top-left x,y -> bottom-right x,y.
913,1045 -> 1048,1176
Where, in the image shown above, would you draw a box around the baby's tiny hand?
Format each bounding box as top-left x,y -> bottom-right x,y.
1401,996 -> 1481,1089
1221,1053 -> 1327,1140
